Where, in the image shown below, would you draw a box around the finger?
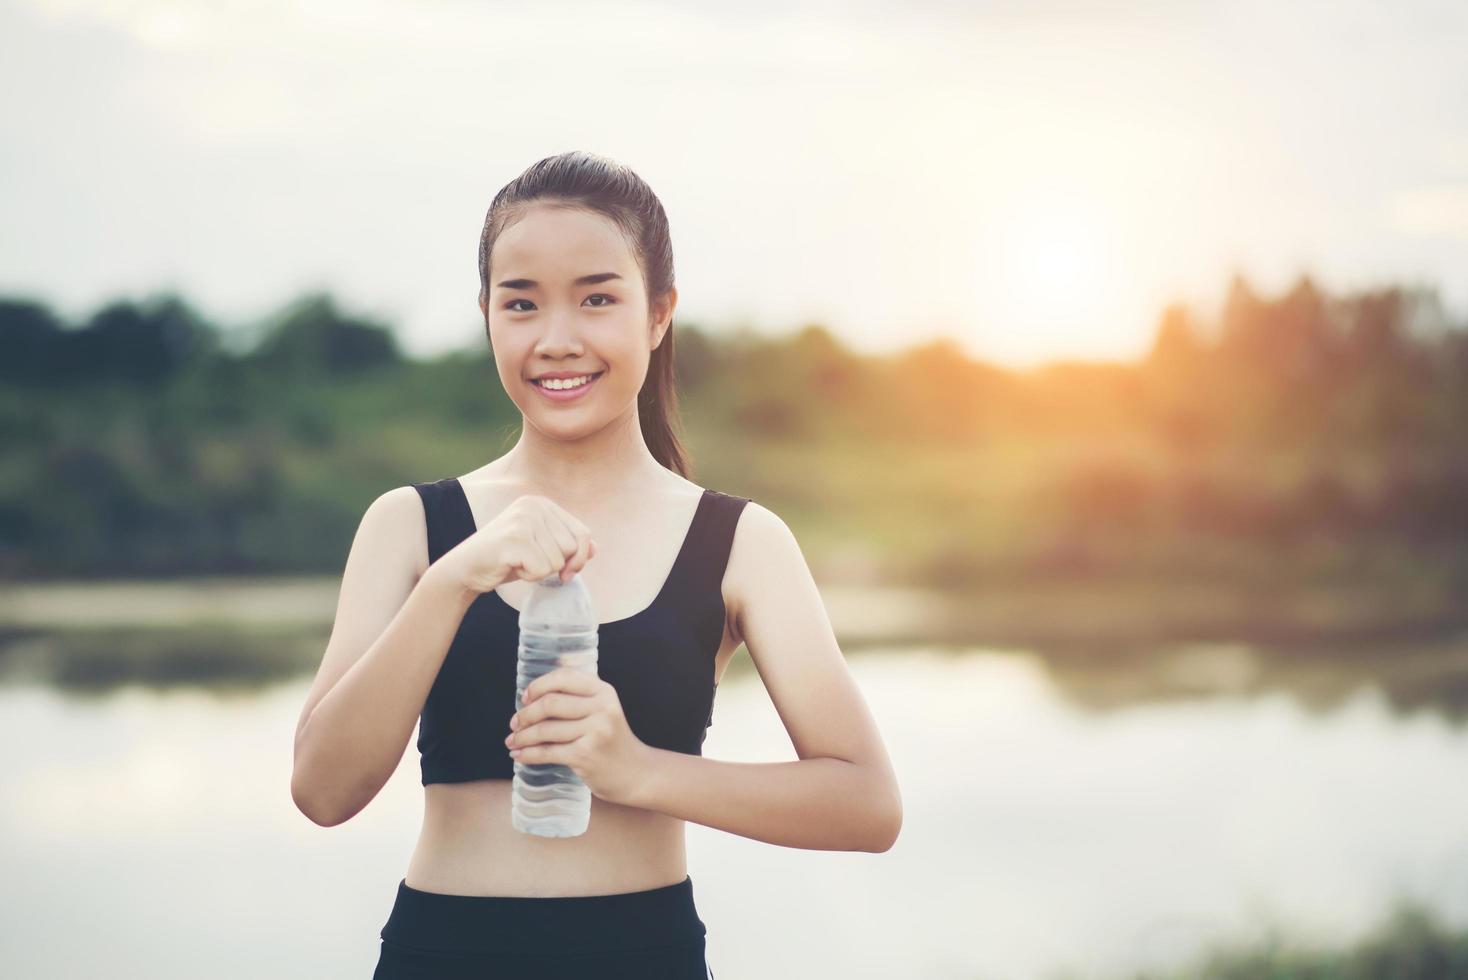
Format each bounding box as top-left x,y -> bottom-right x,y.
529,511 -> 563,580
523,667 -> 601,705
509,742 -> 562,765
565,530 -> 592,580
540,504 -> 584,580
551,528 -> 581,580
507,718 -> 583,749
531,510 -> 575,578
514,692 -> 594,729
568,514 -> 595,574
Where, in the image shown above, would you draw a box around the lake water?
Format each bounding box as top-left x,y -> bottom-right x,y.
3,645 -> 1468,979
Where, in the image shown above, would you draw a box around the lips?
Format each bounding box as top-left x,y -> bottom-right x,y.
529,370 -> 605,402
531,371 -> 604,385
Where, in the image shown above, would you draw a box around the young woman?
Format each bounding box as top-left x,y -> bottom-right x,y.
291,151 -> 902,979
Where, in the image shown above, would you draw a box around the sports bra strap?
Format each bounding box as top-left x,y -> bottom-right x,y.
665,490 -> 750,605
411,479 -> 477,565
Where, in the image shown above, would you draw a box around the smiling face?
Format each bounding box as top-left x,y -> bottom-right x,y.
480,203 -> 674,435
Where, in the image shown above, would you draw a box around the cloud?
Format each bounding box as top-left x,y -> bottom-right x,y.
1389,185 -> 1468,238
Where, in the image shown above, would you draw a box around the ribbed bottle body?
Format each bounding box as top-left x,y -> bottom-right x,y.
510,574 -> 599,837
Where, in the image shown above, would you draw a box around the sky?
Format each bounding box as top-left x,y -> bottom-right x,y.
2,0 -> 1466,368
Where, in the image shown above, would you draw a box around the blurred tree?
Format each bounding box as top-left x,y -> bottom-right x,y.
1335,287 -> 1436,446
1,270 -> 1464,583
0,293 -> 216,385
1143,303 -> 1218,455
75,294 -> 218,385
888,337 -> 992,442
1146,302 -> 1205,370
671,322 -> 718,391
248,292 -> 402,376
0,298 -> 66,383
1217,271 -> 1268,363
790,323 -> 856,392
1343,287 -> 1410,368
1273,274 -> 1338,381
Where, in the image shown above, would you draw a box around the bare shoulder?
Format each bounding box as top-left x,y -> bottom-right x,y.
375,483 -> 428,514
364,484 -> 432,580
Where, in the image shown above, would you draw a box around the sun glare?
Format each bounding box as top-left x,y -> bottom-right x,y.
973,185 -> 1128,366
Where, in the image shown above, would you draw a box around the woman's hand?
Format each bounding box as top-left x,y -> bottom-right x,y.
439,494 -> 596,594
505,667 -> 651,807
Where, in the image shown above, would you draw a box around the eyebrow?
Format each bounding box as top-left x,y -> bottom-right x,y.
495,272 -> 624,290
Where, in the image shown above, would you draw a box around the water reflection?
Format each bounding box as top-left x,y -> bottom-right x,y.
0,624 -> 324,693
6,619 -> 1468,729
2,641 -> 1468,979
1032,631 -> 1468,724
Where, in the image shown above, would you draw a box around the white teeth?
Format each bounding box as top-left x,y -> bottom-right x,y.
538,373 -> 596,390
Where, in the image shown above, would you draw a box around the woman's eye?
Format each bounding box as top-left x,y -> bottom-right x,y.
504,295 -> 614,312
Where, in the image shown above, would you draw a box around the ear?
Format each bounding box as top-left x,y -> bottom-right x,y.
478,290 -> 488,320
650,286 -> 677,349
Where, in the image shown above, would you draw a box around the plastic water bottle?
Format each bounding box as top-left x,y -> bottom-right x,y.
510,571 -> 600,837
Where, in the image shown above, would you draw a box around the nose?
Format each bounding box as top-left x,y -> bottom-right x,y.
533,314 -> 584,357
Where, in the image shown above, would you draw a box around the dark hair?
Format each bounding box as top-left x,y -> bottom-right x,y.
477,151 -> 691,478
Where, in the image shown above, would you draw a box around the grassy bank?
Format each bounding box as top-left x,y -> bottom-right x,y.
1073,898 -> 1468,980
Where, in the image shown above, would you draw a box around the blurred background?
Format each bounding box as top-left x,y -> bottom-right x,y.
3,0 -> 1468,977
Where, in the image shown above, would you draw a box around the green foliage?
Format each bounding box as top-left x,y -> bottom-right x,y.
246,291 -> 401,377
1110,898 -> 1468,980
0,275 -> 1465,588
0,292 -> 218,386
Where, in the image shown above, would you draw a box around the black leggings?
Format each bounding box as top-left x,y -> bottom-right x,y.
372,874 -> 714,979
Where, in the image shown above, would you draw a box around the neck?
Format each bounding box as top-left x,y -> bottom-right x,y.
499,407 -> 668,506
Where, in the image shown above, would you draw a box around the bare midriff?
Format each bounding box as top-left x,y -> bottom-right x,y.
406,783 -> 691,897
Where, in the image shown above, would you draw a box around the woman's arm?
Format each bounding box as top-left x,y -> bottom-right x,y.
291,487 -> 477,827
630,752 -> 898,852
628,503 -> 902,852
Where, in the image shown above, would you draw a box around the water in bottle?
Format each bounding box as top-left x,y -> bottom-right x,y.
510,571 -> 600,837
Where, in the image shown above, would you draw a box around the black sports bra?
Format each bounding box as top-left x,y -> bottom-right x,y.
410,477 -> 750,785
